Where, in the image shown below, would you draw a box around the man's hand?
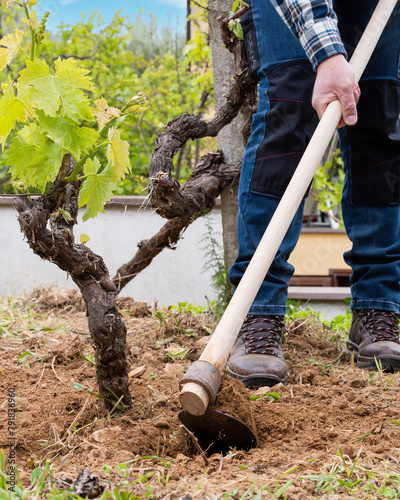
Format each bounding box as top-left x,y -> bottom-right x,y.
312,54 -> 361,128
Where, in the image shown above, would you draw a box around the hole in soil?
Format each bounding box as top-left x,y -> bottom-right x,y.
179,407 -> 258,456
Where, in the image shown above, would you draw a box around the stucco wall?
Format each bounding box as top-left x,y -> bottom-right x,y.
0,198 -> 223,307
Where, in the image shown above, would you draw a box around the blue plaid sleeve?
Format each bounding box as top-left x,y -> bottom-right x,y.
269,0 -> 347,69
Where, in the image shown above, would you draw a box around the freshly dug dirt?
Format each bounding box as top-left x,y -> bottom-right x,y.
0,289 -> 399,498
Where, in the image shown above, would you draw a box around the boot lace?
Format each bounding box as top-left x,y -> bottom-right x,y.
240,315 -> 284,355
360,309 -> 400,343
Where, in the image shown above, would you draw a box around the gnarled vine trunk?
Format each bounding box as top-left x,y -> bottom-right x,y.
113,152 -> 241,291
14,155 -> 131,409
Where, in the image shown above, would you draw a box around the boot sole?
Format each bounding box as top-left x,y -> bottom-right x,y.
347,345 -> 400,371
226,368 -> 286,388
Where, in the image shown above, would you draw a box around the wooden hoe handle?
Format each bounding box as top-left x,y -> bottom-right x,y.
179,0 -> 399,416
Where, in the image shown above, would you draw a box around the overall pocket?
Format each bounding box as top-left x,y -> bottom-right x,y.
347,80 -> 400,204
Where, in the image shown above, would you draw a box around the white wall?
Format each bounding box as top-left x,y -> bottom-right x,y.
0,199 -> 223,307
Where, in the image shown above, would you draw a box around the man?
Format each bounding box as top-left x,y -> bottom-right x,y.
227,0 -> 400,388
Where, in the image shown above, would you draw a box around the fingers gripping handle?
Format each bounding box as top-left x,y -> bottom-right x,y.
179,0 -> 399,416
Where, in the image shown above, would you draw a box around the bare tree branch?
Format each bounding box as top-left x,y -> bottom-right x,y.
148,14 -> 257,218
113,151 -> 240,292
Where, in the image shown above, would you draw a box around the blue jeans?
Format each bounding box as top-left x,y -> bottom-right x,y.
229,0 -> 400,315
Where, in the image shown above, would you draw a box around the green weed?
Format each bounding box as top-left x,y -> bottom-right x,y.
169,301 -> 212,316
301,448 -> 400,498
0,295 -> 68,340
286,302 -> 325,323
165,347 -> 189,362
152,309 -> 201,338
305,357 -> 346,374
82,353 -> 96,366
250,391 -> 281,402
200,215 -> 232,319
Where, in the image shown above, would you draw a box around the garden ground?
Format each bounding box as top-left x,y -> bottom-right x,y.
0,288 -> 399,499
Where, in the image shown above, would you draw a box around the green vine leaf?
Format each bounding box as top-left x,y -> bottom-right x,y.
21,10 -> 41,29
6,125 -> 37,168
79,157 -> 118,221
0,79 -> 31,145
8,128 -> 63,192
18,57 -> 95,121
0,29 -> 23,71
228,19 -> 243,39
55,208 -> 73,222
125,91 -> 148,114
37,110 -> 99,160
107,127 -> 131,180
94,97 -> 121,131
79,233 -> 91,244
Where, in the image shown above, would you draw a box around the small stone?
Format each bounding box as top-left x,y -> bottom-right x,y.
353,406 -> 367,416
193,456 -> 206,469
252,386 -> 271,396
94,420 -> 107,430
91,430 -> 106,443
194,336 -> 211,348
350,379 -> 365,388
91,426 -> 121,443
153,418 -> 170,429
130,346 -> 140,356
168,470 -> 180,481
114,451 -> 135,463
0,397 -> 29,411
128,365 -> 146,379
141,352 -> 158,367
164,363 -> 184,377
341,444 -> 357,459
176,453 -> 189,462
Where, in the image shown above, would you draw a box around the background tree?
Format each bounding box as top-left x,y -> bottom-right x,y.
208,0 -> 245,291
0,5 -> 215,194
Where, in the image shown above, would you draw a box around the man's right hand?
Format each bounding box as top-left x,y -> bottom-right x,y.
312,54 -> 361,128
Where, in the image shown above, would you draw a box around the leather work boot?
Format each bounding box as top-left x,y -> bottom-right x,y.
227,315 -> 288,388
347,309 -> 400,370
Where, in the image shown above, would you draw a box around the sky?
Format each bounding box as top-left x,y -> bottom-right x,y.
39,0 -> 188,33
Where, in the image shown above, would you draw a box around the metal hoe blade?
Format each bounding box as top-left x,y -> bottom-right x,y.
178,406 -> 258,456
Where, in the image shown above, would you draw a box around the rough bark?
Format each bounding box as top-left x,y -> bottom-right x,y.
14,155 -> 132,409
148,12 -> 257,220
113,152 -> 240,292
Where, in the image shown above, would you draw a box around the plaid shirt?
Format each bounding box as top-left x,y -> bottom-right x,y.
270,0 -> 347,69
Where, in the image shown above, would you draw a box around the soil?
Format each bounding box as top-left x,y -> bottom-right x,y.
1,288 -> 400,498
